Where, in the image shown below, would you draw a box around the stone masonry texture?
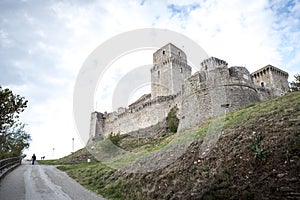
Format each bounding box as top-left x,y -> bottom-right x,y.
89,43 -> 289,142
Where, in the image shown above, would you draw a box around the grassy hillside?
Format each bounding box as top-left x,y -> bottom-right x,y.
38,147 -> 94,165
54,92 -> 300,199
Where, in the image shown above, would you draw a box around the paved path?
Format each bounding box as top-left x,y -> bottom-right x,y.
0,160 -> 106,200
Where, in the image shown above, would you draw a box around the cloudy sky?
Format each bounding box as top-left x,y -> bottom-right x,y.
1,0 -> 299,159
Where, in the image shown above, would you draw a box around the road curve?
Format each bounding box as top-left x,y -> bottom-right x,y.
0,160 -> 106,200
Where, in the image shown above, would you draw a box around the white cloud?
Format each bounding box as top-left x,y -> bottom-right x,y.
23,11 -> 35,24
182,1 -> 283,70
95,50 -> 154,112
1,0 -> 299,159
7,82 -> 79,159
0,29 -> 13,48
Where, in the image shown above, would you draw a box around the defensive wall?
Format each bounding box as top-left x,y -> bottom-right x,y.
178,57 -> 260,131
251,65 -> 289,100
89,93 -> 179,141
89,44 -> 289,142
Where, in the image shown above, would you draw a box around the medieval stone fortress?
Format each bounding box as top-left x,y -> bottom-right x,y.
89,43 -> 289,142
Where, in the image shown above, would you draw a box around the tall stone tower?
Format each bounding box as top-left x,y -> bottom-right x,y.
89,111 -> 104,142
150,43 -> 192,98
251,65 -> 289,97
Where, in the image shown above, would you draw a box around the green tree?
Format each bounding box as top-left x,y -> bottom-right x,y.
290,73 -> 300,92
108,132 -> 121,146
166,106 -> 179,133
0,86 -> 30,159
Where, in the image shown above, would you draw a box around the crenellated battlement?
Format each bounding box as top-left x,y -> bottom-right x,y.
106,93 -> 179,121
89,43 -> 289,142
251,65 -> 289,98
252,65 -> 288,79
151,57 -> 190,72
201,57 -> 228,71
152,43 -> 187,65
151,43 -> 192,99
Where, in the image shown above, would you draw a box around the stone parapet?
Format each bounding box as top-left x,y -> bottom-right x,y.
89,44 -> 289,142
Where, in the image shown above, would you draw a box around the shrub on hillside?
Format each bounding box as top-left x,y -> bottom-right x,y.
166,106 -> 179,133
108,132 -> 121,146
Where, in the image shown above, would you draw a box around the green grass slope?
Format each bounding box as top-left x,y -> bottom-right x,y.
38,147 -> 94,165
55,92 -> 300,200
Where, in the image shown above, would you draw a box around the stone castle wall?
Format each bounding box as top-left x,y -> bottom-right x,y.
89,112 -> 103,140
89,94 -> 179,141
178,58 -> 260,132
251,65 -> 289,100
90,58 -> 261,140
151,43 -> 191,99
89,44 -> 289,142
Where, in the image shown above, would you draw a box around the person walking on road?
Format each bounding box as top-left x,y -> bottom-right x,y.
31,154 -> 36,165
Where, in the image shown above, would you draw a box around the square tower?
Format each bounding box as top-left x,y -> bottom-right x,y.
151,43 -> 192,98
251,65 -> 289,96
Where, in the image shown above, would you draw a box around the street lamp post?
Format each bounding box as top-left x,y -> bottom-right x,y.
72,138 -> 74,153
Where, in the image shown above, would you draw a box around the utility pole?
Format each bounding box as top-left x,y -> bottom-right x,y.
72,138 -> 74,153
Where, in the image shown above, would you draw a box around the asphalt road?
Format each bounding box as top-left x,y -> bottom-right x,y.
0,160 -> 106,200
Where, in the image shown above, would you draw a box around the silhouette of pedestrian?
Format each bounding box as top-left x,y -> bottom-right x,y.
32,154 -> 36,165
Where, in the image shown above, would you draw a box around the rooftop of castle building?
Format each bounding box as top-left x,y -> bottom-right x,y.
153,43 -> 186,56
200,57 -> 228,70
251,64 -> 289,77
159,43 -> 182,50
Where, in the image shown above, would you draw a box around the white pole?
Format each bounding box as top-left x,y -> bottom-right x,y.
72,138 -> 74,152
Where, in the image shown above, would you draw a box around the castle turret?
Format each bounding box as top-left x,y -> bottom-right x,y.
200,57 -> 228,71
89,112 -> 104,142
150,43 -> 192,98
251,65 -> 289,97
88,43 -> 289,144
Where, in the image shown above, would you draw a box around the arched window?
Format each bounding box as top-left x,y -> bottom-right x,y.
158,70 -> 160,76
261,82 -> 264,88
162,50 -> 165,55
180,67 -> 183,73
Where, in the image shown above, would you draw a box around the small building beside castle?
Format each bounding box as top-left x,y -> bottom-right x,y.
89,43 -> 289,142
